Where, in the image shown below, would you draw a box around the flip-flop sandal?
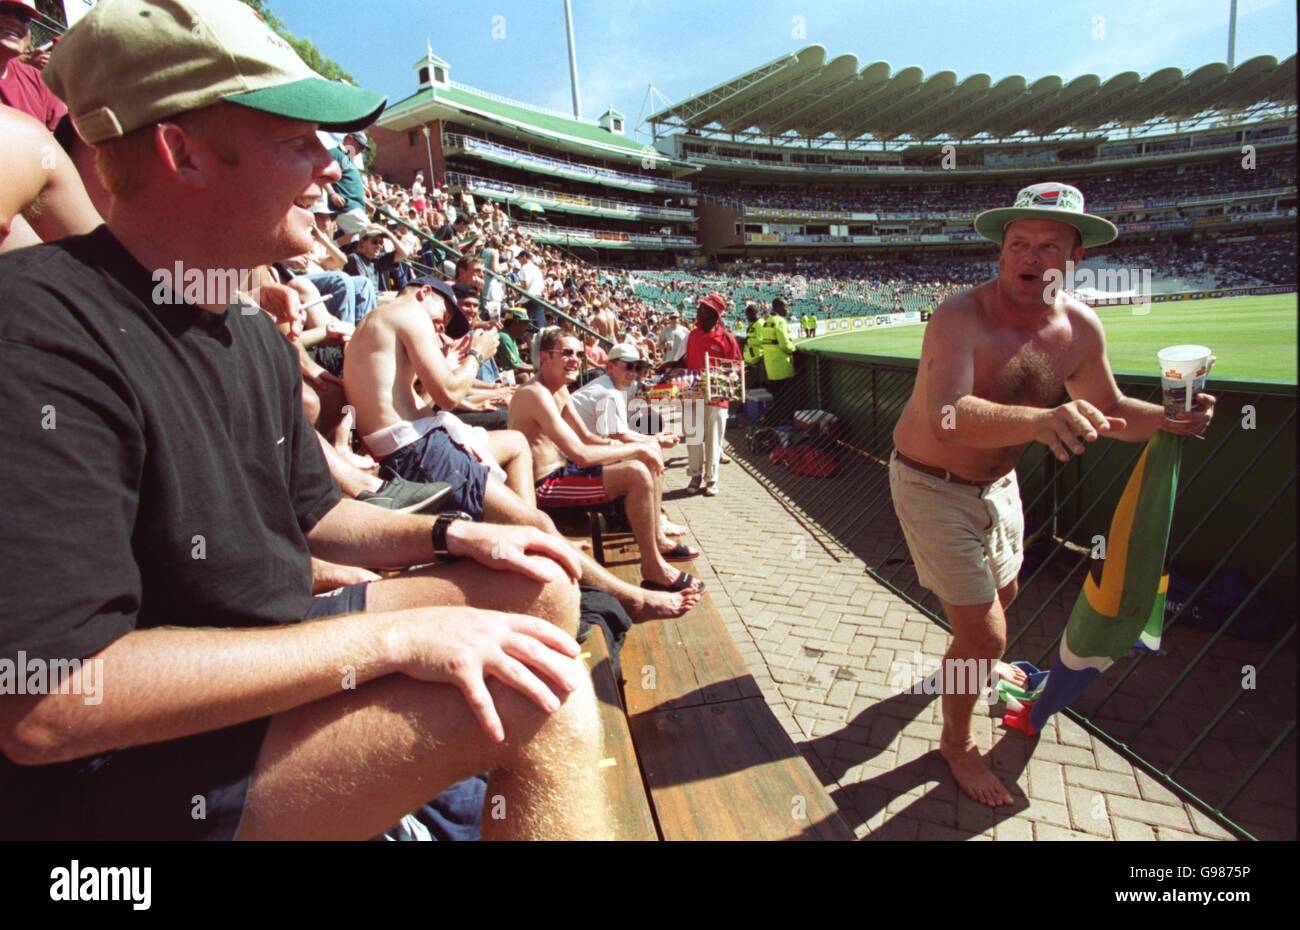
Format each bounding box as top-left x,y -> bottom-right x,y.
640,571 -> 704,593
659,542 -> 700,561
660,519 -> 689,537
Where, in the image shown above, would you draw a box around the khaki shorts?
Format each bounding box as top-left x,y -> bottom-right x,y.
888,453 -> 1024,607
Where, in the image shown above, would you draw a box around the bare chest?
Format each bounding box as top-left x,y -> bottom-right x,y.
975,339 -> 1072,408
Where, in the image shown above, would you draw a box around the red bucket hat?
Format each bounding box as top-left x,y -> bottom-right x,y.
697,292 -> 728,315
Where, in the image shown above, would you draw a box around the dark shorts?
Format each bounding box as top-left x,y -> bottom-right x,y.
0,585 -> 370,841
382,426 -> 491,518
535,461 -> 609,507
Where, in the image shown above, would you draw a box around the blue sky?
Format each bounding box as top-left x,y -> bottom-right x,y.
269,0 -> 1296,140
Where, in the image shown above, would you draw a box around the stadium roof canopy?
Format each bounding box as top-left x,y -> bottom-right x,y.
648,46 -> 1297,141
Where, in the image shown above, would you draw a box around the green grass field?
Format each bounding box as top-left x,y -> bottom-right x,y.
802,294 -> 1298,382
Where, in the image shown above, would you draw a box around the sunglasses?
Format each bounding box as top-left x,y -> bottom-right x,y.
546,348 -> 581,359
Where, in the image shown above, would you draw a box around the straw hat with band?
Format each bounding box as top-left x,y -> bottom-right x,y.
973,182 -> 1117,249
43,0 -> 387,145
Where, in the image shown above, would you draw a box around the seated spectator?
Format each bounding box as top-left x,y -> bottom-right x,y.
497,306 -> 537,379
344,281 -> 697,618
345,225 -> 409,299
1,0 -> 612,841
0,105 -> 101,253
509,329 -> 703,594
569,343 -> 678,452
255,277 -> 451,518
0,1 -> 64,129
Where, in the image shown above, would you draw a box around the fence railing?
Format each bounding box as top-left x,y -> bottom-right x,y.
728,346 -> 1296,840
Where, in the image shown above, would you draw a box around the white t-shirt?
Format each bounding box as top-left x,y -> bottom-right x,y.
520,261 -> 544,298
569,375 -> 630,438
660,324 -> 689,364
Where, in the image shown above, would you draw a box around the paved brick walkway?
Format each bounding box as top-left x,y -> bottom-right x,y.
656,442 -> 1237,841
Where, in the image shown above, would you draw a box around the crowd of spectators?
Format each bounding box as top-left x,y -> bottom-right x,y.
697,150 -> 1296,215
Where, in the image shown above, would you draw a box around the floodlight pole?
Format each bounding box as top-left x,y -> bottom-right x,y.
563,0 -> 583,119
1227,0 -> 1238,68
421,125 -> 436,191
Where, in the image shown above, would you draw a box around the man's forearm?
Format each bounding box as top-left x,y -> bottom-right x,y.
938,395 -> 1045,448
307,497 -> 436,569
1,611 -> 403,765
1105,395 -> 1166,442
430,356 -> 480,410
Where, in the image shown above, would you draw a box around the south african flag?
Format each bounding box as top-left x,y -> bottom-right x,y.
1004,431 -> 1182,735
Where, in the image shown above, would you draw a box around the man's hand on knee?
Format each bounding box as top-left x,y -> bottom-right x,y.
388,607 -> 585,743
447,520 -> 581,584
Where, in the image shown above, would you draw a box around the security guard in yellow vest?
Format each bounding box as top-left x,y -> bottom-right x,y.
742,303 -> 764,367
757,298 -> 796,382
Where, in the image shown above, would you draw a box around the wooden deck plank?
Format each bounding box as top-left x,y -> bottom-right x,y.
582,630 -> 659,841
608,555 -> 762,716
629,698 -> 854,841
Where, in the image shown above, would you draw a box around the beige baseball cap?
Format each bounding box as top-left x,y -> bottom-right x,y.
44,0 -> 387,145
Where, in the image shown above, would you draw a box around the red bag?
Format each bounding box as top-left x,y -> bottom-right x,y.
774,445 -> 837,477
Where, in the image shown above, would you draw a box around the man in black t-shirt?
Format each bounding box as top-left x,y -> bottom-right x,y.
0,0 -> 610,841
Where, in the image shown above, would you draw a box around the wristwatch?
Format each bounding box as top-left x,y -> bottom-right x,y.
466,348 -> 484,366
431,511 -> 473,560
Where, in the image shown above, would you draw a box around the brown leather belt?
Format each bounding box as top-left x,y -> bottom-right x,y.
892,450 -> 992,488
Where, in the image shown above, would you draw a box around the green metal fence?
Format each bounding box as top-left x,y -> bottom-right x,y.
730,346 -> 1296,840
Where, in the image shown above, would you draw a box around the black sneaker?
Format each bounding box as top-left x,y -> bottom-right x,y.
358,473 -> 453,514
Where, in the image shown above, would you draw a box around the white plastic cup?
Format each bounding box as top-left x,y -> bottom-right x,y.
1158,345 -> 1213,419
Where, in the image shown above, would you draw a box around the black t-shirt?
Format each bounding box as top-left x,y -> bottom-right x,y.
0,226 -> 341,668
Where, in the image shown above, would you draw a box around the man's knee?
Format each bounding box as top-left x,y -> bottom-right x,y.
502,430 -> 528,458
625,460 -> 653,489
492,668 -> 602,780
946,605 -> 1007,658
958,625 -> 1006,659
532,575 -> 581,639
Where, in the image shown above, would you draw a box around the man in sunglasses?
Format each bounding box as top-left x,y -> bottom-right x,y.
570,343 -> 680,451
0,0 -> 65,129
509,330 -> 703,595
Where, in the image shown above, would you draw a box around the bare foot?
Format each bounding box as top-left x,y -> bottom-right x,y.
627,587 -> 702,621
940,738 -> 1013,807
659,516 -> 688,537
994,661 -> 1028,688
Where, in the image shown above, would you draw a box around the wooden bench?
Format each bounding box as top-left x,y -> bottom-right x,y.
582,625 -> 658,840
586,533 -> 853,840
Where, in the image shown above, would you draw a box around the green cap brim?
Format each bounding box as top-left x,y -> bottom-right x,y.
974,207 -> 1118,248
224,77 -> 387,133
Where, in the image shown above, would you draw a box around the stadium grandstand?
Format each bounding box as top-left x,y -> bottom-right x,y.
369,44 -> 701,263
2,0 -> 1296,851
361,37 -> 1296,330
